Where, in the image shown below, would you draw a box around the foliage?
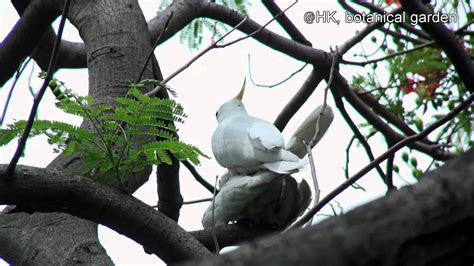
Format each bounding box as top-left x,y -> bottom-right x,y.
0,77 -> 206,183
159,0 -> 250,50
351,1 -> 474,178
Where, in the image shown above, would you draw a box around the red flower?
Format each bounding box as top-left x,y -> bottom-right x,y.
402,77 -> 416,94
386,0 -> 401,6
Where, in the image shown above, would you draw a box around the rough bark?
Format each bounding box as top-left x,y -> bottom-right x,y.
0,0 -> 160,264
0,212 -> 111,265
183,149 -> 474,266
0,165 -> 211,263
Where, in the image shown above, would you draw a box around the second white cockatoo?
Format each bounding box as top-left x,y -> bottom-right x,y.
212,79 -> 306,176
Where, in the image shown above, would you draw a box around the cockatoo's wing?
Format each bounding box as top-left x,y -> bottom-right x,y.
247,116 -> 299,165
247,119 -> 285,151
262,158 -> 308,174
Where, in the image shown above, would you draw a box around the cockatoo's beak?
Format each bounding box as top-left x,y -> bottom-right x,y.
235,78 -> 246,101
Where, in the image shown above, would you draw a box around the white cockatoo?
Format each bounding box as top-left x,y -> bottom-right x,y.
203,81 -> 334,229
211,79 -> 306,176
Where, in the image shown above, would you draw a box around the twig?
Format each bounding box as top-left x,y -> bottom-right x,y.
6,0 -> 71,176
385,151 -> 396,194
146,0 -> 298,97
182,160 -> 215,194
136,11 -> 174,83
351,0 -> 431,40
145,17 -> 248,97
248,54 -> 308,88
0,57 -> 32,126
211,175 -> 220,253
288,92 -> 474,229
262,0 -> 312,46
310,48 -> 340,146
338,0 -> 424,45
343,136 -> 366,191
216,1 -> 298,48
342,20 -> 474,67
27,62 -> 36,98
303,140 -> 320,227
183,198 -> 212,205
342,41 -> 435,66
339,6 -> 403,55
303,49 -> 340,227
344,136 -> 356,179
332,89 -> 387,183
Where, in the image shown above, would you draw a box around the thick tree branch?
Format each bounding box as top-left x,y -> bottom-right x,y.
10,0 -> 86,72
261,0 -> 311,46
157,155 -> 183,222
292,92 -> 474,228
185,148 -> 474,265
0,212 -> 112,265
351,0 -> 431,40
400,0 -> 474,92
0,0 -> 63,86
200,2 -> 327,64
339,6 -> 404,55
337,0 -> 425,45
1,0 -> 201,84
332,73 -> 454,160
0,165 -> 211,263
274,67 -> 325,131
191,224 -> 276,252
355,89 -> 437,146
198,3 -> 451,160
6,0 -> 70,176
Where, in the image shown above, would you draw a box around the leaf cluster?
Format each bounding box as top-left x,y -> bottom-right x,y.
351,1 -> 474,179
0,78 -> 206,183
159,0 -> 250,50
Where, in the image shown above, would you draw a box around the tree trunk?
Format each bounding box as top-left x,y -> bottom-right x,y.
1,0 -> 158,263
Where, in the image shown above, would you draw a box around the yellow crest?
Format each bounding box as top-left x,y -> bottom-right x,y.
234,77 -> 246,101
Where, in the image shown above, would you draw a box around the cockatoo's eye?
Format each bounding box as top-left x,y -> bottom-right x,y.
215,111 -> 218,118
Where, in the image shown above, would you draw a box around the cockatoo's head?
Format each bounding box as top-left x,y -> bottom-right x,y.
215,78 -> 248,123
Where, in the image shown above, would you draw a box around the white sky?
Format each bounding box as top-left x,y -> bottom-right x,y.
0,1 -> 425,265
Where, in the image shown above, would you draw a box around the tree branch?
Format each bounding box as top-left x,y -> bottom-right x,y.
185,148 -> 474,265
0,165 -> 211,263
0,0 -> 63,86
274,67 -> 325,131
339,6 -> 403,55
182,160 -> 215,194
351,0 -> 431,40
332,73 -> 454,160
261,0 -> 311,46
337,0 -> 425,45
291,92 -> 474,228
6,0 -> 70,176
191,224 -> 277,252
